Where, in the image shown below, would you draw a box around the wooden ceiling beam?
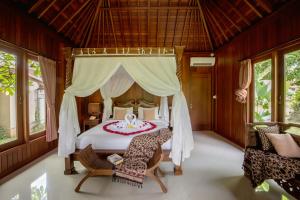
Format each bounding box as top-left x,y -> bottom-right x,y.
85,0 -> 103,47
190,10 -> 196,50
197,9 -> 205,50
73,4 -> 95,44
108,0 -> 117,47
205,5 -> 229,41
179,0 -> 190,46
195,9 -> 201,50
79,6 -> 97,47
28,0 -> 44,14
210,1 -> 242,32
196,0 -> 213,51
147,0 -> 150,47
172,0 -> 181,47
137,0 -> 141,46
243,0 -> 263,18
207,4 -> 234,38
186,9 -> 193,49
96,6 -> 199,10
127,0 -> 133,47
163,0 -> 170,47
58,0 -> 91,32
156,0 -> 160,47
97,10 -> 102,47
105,4 -> 112,47
102,8 -> 105,47
256,0 -> 272,13
38,0 -> 57,19
49,0 -> 76,25
225,1 -> 250,26
201,11 -> 208,50
68,2 -> 94,39
117,0 -> 126,47
204,5 -> 222,46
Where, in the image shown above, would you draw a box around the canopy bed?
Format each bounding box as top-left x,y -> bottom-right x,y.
58,47 -> 194,176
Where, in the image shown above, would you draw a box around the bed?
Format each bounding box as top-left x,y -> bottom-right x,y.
64,99 -> 183,175
76,119 -> 171,151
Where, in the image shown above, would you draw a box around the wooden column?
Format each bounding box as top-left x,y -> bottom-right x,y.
175,46 -> 185,86
174,46 -> 185,176
63,47 -> 73,89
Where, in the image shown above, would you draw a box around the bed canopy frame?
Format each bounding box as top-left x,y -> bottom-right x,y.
63,47 -> 184,88
59,46 -> 192,173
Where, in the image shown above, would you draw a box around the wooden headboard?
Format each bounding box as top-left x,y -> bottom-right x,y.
114,99 -> 158,115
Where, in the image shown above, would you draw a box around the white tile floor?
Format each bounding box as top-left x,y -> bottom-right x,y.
0,131 -> 295,200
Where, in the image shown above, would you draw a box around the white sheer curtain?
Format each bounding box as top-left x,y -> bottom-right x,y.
58,56 -> 193,165
101,67 -> 134,121
39,56 -> 57,142
159,96 -> 169,123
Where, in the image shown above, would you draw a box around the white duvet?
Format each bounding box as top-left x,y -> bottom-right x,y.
76,119 -> 171,150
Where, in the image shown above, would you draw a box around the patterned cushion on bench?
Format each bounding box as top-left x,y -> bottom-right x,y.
256,125 -> 280,151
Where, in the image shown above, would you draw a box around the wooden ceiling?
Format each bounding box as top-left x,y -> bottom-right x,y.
14,0 -> 290,51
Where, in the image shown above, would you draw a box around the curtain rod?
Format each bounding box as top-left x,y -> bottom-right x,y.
74,54 -> 175,57
71,47 -> 176,57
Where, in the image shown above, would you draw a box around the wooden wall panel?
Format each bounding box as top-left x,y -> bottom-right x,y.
0,137 -> 57,180
215,0 -> 300,147
0,1 -> 71,180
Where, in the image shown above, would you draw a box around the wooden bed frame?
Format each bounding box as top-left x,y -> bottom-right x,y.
64,99 -> 183,176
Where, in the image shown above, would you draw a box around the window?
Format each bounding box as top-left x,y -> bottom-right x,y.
0,41 -> 48,151
284,49 -> 300,124
253,59 -> 272,122
0,50 -> 18,145
27,59 -> 46,135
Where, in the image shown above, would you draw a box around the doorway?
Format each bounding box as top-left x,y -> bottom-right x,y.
189,68 -> 213,130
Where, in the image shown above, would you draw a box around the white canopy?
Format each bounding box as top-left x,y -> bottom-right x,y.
58,56 -> 194,165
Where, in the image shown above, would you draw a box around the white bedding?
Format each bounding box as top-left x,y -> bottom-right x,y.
76,119 -> 171,150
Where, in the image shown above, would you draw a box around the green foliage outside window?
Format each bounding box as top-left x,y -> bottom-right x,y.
285,49 -> 300,123
254,59 -> 272,122
0,51 -> 16,96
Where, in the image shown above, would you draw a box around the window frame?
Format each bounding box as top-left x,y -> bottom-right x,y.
0,44 -> 25,151
250,53 -> 275,123
0,40 -> 48,152
248,40 -> 300,126
278,43 -> 300,125
25,53 -> 46,141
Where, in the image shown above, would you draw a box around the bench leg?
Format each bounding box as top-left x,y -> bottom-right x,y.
148,171 -> 167,193
157,167 -> 165,177
75,174 -> 90,192
64,157 -> 78,175
174,165 -> 182,176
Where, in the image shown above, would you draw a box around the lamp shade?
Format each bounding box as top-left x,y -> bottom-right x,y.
88,103 -> 101,115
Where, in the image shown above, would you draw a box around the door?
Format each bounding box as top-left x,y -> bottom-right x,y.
189,69 -> 212,130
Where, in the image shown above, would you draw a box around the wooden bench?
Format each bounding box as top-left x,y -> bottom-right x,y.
75,144 -> 167,193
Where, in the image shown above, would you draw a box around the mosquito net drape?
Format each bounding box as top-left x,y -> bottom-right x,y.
58,56 -> 193,165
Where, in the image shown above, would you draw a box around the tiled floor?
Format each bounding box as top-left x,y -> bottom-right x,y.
0,131 -> 295,200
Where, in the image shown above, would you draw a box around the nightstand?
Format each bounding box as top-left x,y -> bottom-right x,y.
83,119 -> 100,131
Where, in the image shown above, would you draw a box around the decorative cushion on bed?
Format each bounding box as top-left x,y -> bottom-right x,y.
265,133 -> 300,158
138,107 -> 159,120
113,107 -> 133,120
143,109 -> 156,120
256,125 -> 280,151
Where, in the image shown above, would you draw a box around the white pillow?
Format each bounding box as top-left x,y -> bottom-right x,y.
113,107 -> 133,119
266,133 -> 300,158
138,107 -> 159,120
